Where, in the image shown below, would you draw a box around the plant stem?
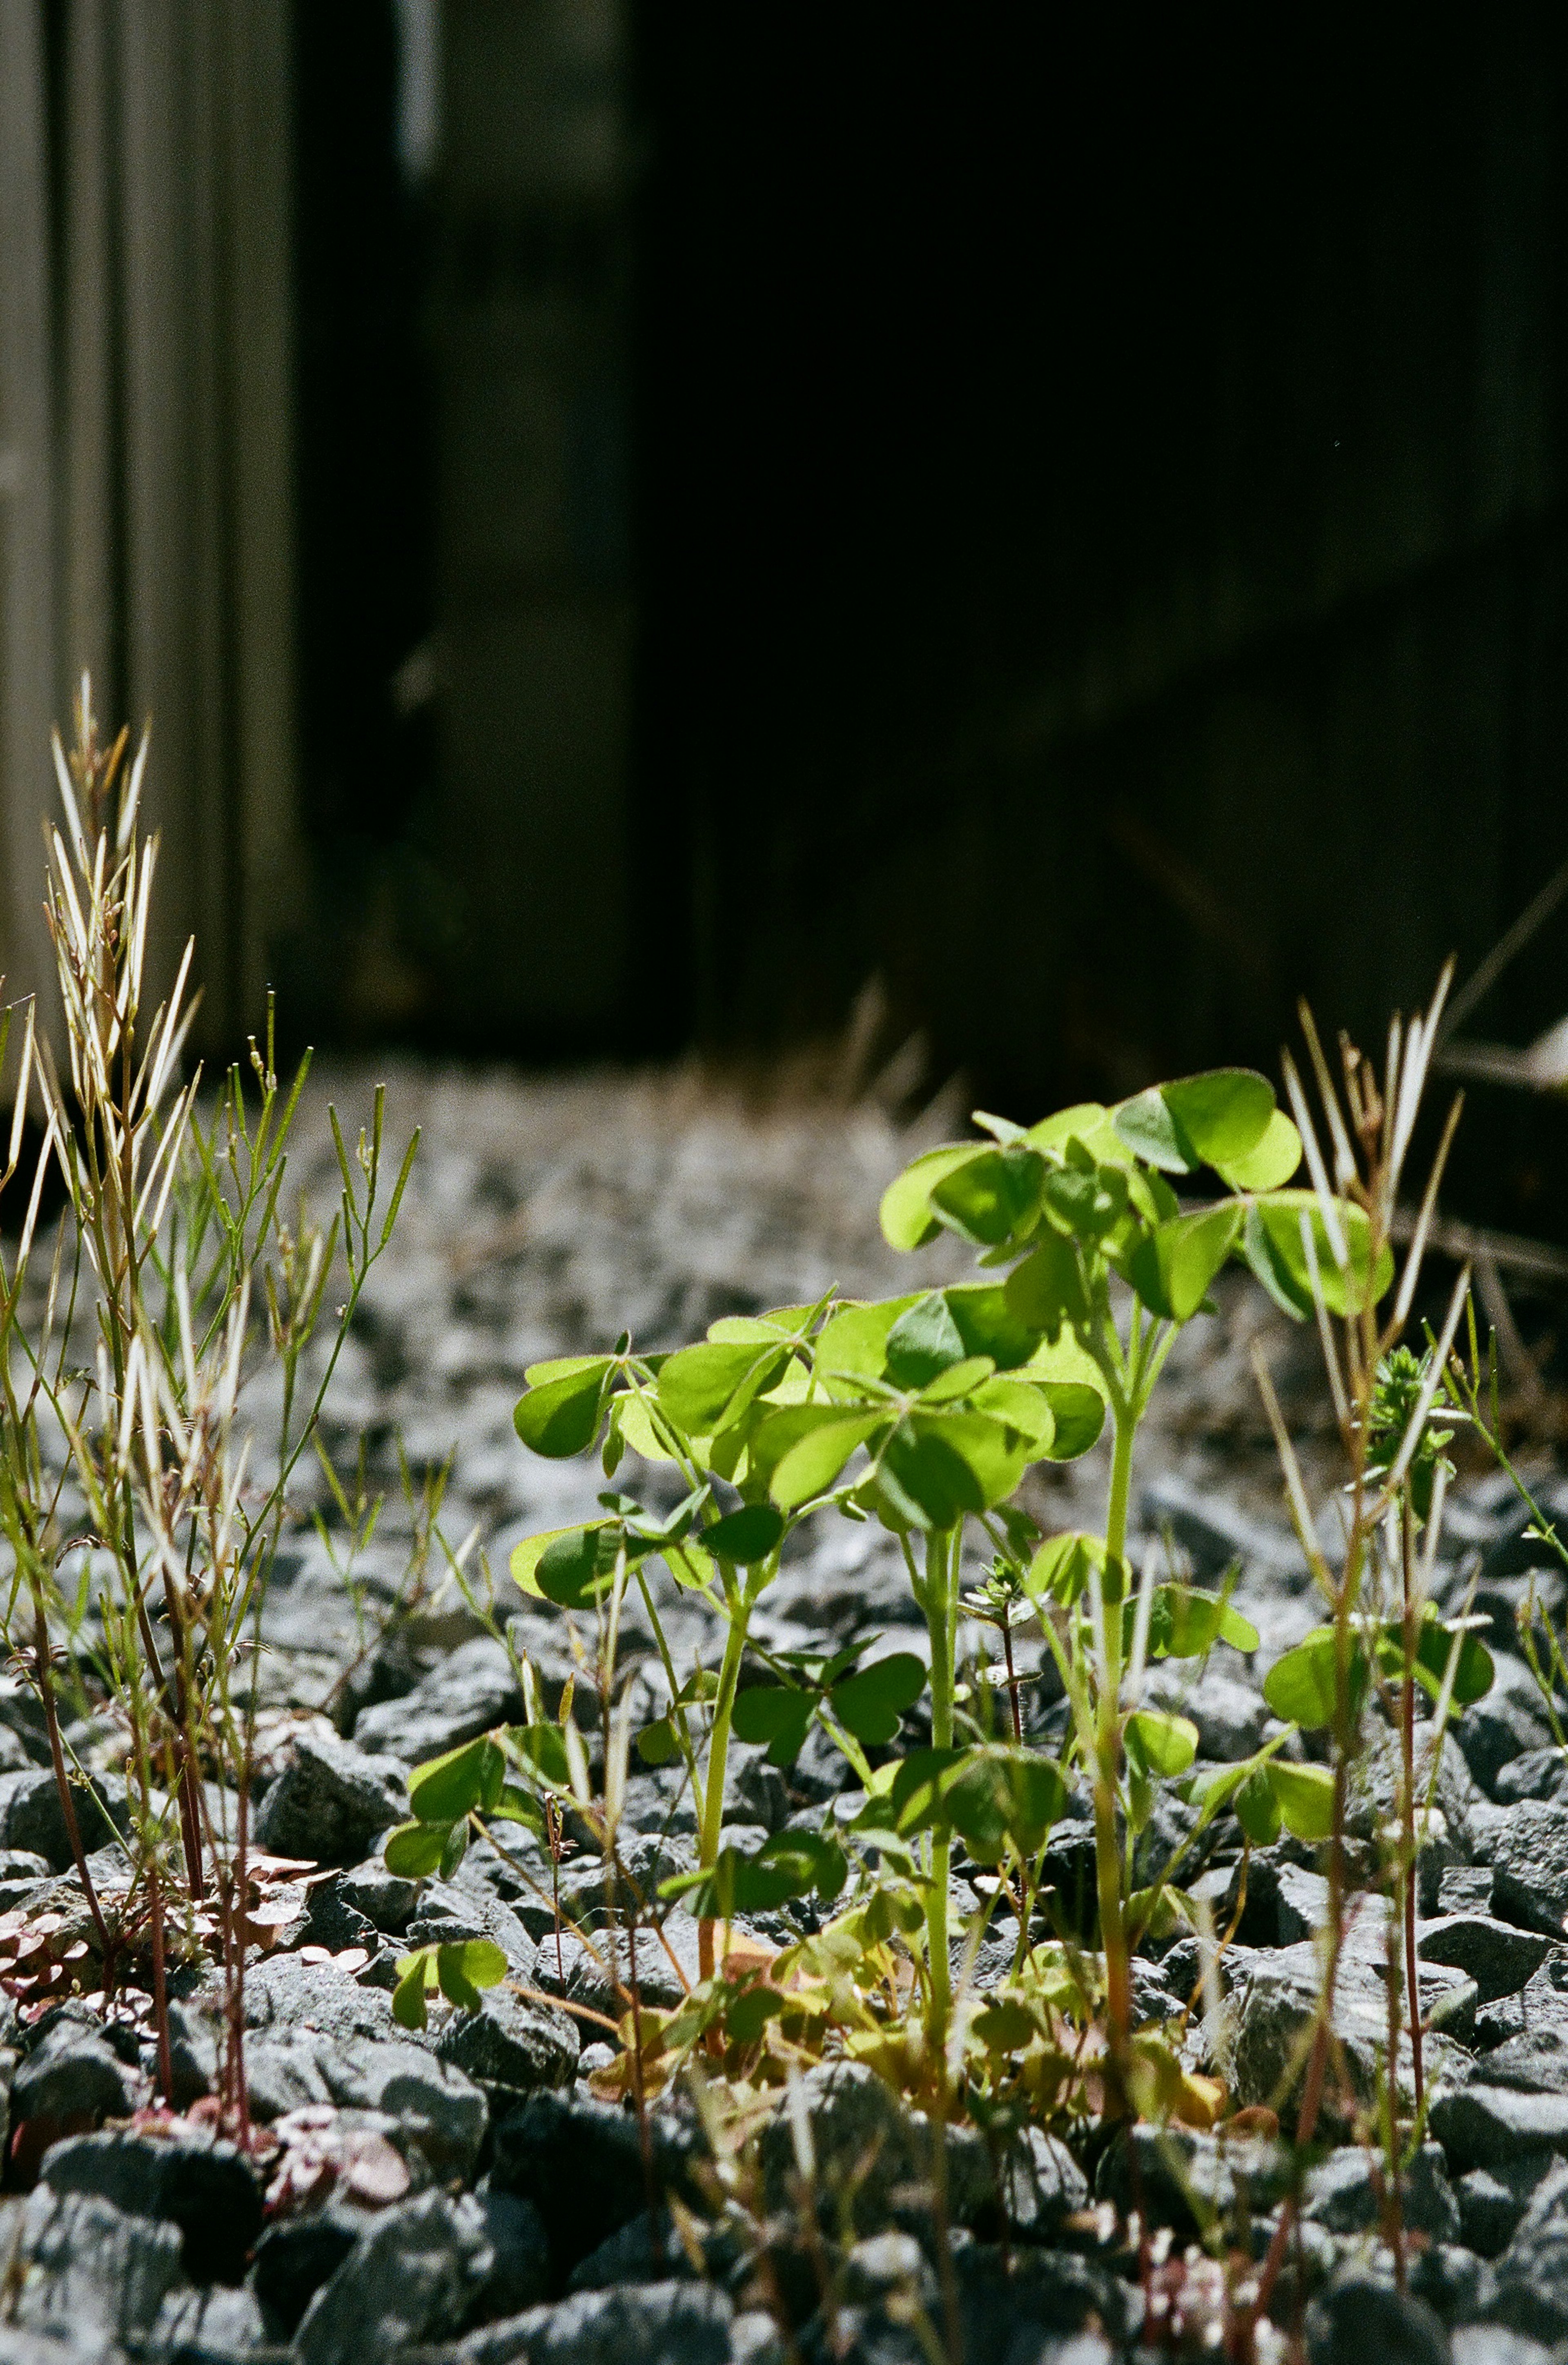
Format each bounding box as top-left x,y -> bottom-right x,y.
1001,1613 -> 1023,1745
1105,1399 -> 1135,1564
1401,1503 -> 1424,2118
923,1524 -> 957,2052
1096,1399 -> 1136,2097
697,1572 -> 752,1982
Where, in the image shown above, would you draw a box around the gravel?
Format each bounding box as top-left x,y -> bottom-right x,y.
5,1058 -> 1568,2360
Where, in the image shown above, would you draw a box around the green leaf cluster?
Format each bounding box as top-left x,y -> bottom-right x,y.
882,1068 -> 1392,1333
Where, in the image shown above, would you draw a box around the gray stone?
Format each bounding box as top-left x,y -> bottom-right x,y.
759,2059 -> 932,2230
252,2208 -> 365,2337
503,2282 -> 738,2365
1098,2124 -> 1289,2237
1457,1661 -> 1557,1797
565,2207 -> 692,2294
1304,2267 -> 1450,2365
297,1878 -> 377,1957
1412,2244 -> 1495,2332
1140,1470 -> 1307,1581
319,2033 -> 490,2182
535,1924 -> 691,2018
1431,2085 -> 1568,2171
353,1636 -> 522,1765
13,2018 -> 138,2129
1232,1929 -> 1473,2114
1452,2329 -> 1559,2365
0,2334 -> 124,2365
1477,1959 -> 1568,2090
243,1950 -> 399,2041
146,2282 -> 269,2361
0,1768 -> 129,1872
405,1876 -> 537,1976
164,1999 -> 218,2110
434,1984 -> 579,2095
1302,2141 -> 1459,2243
1231,1857 -> 1330,1945
1439,1867 -> 1497,1914
953,2242 -> 1140,2349
295,2191 -> 494,2365
991,2122 -> 1089,2237
242,2031 -> 336,2120
1491,1801 -> 1568,1937
1488,2158 -> 1568,2342
1495,1748 -> 1568,1806
1457,2156 -> 1559,2257
1348,1721 -> 1479,1867
1474,1954 -> 1568,2063
752,2059 -> 992,2238
338,1855 -> 423,1935
1418,1916 -> 1553,2005
9,2188 -> 186,2347
841,2229 -> 938,2310
39,2127 -> 261,2284
252,1730 -> 408,1866
556,1833 -> 696,1929
468,2188 -> 551,2322
490,2088 -> 705,2274
1142,1664 -> 1272,1761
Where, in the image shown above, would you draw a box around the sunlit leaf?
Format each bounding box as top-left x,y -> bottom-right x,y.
1128,1204 -> 1243,1323
928,1143 -> 1043,1246
1114,1070 -> 1276,1175
880,1145 -> 988,1251
884,1292 -> 969,1387
1244,1192 -> 1393,1320
1262,1626 -> 1366,1730
393,1946 -> 437,2030
1137,1584 -> 1260,1659
436,1938 -> 508,2011
657,1340 -> 790,1435
384,1820 -> 448,1878
1236,1766 -> 1283,1845
1213,1108 -> 1302,1193
408,1733 -> 506,1823
1002,1233 -> 1091,1341
1124,1708 -> 1198,1778
943,1283 -> 1042,1371
1268,1760 -> 1336,1842
513,1358 -> 612,1458
536,1525 -> 617,1609
1023,1529 -> 1107,1608
814,1296 -> 922,1386
1040,1162 -> 1128,1241
637,1716 -> 680,1766
511,1521 -> 605,1602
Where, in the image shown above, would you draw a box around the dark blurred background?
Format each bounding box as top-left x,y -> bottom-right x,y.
4,3 -> 1568,1240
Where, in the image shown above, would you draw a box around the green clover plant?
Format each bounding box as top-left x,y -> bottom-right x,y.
384,1064 -> 1476,2121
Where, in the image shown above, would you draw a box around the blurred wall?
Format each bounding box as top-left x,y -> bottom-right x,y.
431,0 -> 634,1051
0,0 -> 297,1043
637,9 -> 1568,1190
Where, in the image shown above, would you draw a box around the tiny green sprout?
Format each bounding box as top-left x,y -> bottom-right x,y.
1365,1344 -> 1462,1521
961,1559 -> 1036,1744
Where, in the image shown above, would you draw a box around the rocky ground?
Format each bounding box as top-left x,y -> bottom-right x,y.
0,1061 -> 1566,2364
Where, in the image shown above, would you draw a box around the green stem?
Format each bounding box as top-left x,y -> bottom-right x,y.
1098,1401 -> 1136,2093
924,1524 -> 958,2051
1105,1401 -> 1135,1565
697,1569 -> 752,1982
